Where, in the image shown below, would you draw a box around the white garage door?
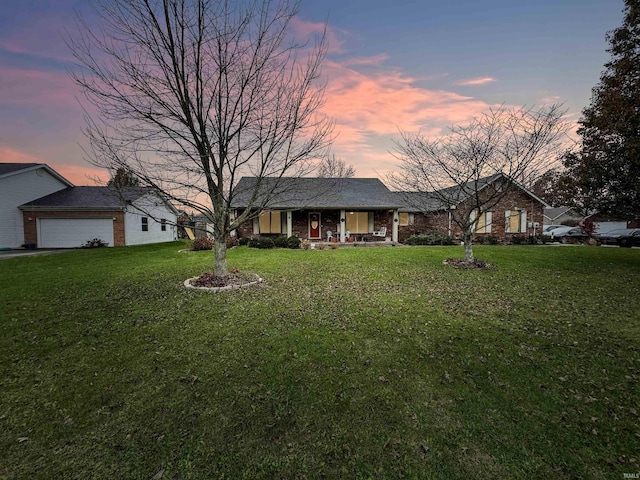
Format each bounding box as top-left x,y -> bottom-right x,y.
39,218 -> 115,248
595,221 -> 627,234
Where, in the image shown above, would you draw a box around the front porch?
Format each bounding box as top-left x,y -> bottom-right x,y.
237,208 -> 400,243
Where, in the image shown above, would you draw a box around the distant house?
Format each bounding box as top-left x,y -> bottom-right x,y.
0,163 -> 73,249
20,186 -> 178,248
543,206 -> 581,226
231,177 -> 402,242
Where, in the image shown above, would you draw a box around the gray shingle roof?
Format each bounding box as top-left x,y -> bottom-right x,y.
0,162 -> 74,186
20,186 -> 155,210
231,177 -> 401,209
0,163 -> 42,176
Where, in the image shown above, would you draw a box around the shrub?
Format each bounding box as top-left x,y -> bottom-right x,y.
286,236 -> 301,249
510,235 -> 526,245
404,231 -> 455,246
225,236 -> 238,249
82,238 -> 108,248
191,236 -> 214,251
273,236 -> 289,248
301,239 -> 311,250
238,237 -> 251,246
248,237 -> 275,249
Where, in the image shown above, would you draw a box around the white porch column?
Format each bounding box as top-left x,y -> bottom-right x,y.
392,209 -> 399,242
340,209 -> 346,242
229,210 -> 237,237
286,210 -> 293,238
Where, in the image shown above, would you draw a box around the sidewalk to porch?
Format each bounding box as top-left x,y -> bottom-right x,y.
310,240 -> 403,248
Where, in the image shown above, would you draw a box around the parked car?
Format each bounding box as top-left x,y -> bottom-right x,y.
542,225 -> 565,235
543,226 -> 574,240
595,228 -> 640,247
559,227 -> 589,243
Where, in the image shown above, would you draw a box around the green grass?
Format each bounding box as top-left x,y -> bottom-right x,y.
1,242 -> 639,479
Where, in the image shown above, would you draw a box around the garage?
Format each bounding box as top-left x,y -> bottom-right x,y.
595,221 -> 627,234
38,218 -> 115,248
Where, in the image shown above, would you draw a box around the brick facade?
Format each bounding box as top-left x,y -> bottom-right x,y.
398,188 -> 546,243
22,210 -> 126,247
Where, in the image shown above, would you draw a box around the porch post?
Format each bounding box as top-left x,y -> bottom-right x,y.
229,210 -> 237,237
340,209 -> 346,242
392,209 -> 399,242
286,210 -> 293,238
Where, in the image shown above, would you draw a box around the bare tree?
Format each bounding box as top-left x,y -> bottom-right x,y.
389,104 -> 570,262
316,154 -> 355,178
68,0 -> 333,275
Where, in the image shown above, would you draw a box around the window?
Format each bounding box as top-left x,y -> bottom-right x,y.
505,209 -> 526,233
161,219 -> 166,231
474,210 -> 493,233
399,212 -> 410,226
141,217 -> 148,232
258,210 -> 283,234
345,211 -> 369,234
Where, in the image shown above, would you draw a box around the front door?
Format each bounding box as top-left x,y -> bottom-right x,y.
309,212 -> 321,239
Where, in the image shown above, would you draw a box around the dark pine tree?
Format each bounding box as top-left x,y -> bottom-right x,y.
563,0 -> 640,216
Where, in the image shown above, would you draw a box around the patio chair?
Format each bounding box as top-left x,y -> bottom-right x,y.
372,226 -> 387,238
326,230 -> 333,241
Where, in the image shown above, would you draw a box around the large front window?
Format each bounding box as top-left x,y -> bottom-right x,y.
259,210 -> 283,234
345,211 -> 369,234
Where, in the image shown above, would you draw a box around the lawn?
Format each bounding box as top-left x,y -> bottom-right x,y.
1,242 -> 639,479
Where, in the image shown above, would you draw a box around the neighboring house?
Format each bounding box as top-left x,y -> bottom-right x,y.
0,163 -> 73,249
543,206 -> 582,227
231,177 -> 402,242
395,174 -> 549,241
19,186 -> 178,248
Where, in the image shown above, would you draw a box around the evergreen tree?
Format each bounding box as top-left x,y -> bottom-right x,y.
563,0 -> 640,216
107,168 -> 140,187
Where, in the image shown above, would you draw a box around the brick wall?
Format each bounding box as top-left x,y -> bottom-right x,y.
398,188 -> 546,242
22,210 -> 126,247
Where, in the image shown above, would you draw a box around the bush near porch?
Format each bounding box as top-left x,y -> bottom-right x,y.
1,242 -> 639,479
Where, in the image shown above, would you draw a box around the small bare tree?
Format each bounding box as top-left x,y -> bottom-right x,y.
390,104 -> 570,262
316,154 -> 355,178
69,0 -> 333,275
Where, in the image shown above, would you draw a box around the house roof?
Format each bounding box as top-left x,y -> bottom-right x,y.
231,177 -> 402,210
19,186 -> 166,211
544,206 -> 576,221
0,162 -> 74,186
396,173 -> 550,212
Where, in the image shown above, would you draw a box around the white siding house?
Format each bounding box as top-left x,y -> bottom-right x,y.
20,186 -> 178,248
0,164 -> 73,249
125,193 -> 178,245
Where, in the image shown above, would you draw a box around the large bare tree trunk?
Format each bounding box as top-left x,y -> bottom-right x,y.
463,230 -> 474,262
214,240 -> 227,277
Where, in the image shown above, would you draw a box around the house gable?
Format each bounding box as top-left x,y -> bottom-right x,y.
0,163 -> 73,248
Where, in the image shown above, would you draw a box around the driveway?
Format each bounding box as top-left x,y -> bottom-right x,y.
0,249 -> 73,260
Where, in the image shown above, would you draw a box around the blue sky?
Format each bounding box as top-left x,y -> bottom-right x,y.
0,0 -> 625,183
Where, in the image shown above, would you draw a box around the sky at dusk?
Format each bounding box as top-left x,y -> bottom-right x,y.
0,0 -> 626,185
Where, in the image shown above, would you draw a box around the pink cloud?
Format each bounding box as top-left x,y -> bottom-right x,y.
456,77 -> 497,86
0,68 -> 79,109
316,60 -> 504,175
341,54 -> 390,67
290,17 -> 346,54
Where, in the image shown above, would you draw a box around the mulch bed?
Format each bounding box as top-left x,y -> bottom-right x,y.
189,269 -> 259,288
444,258 -> 494,269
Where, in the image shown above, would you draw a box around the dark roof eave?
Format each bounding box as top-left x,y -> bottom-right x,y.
19,205 -> 126,212
232,205 -> 402,210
